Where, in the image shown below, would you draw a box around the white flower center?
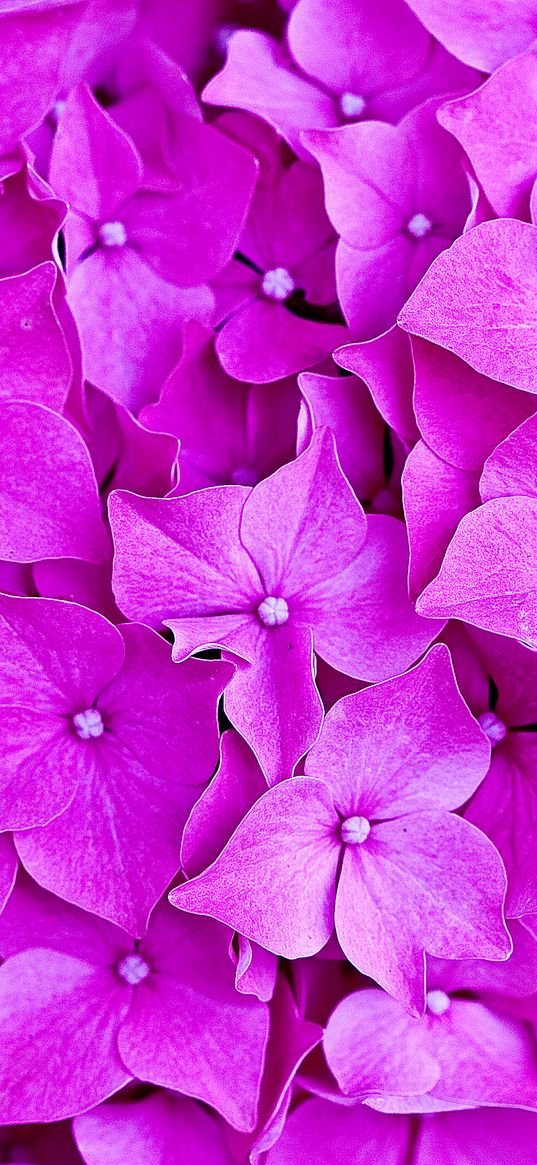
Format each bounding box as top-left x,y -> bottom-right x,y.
478,710 -> 508,747
117,953 -> 151,986
340,92 -> 366,119
99,220 -> 127,248
426,989 -> 451,1016
407,213 -> 432,239
257,596 -> 289,627
341,815 -> 371,845
72,708 -> 104,740
261,267 -> 295,302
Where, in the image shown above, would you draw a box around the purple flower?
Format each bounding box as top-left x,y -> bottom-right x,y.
111,429 -> 438,782
0,595 -> 231,933
172,647 -> 510,1012
0,875 -> 269,1128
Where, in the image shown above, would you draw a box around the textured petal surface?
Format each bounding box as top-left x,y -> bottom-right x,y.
0,403 -> 109,563
335,812 -> 510,1012
171,778 -> 340,958
74,1092 -> 233,1165
119,901 -> 269,1131
400,220 -> 537,394
417,496 -> 537,645
305,645 -> 490,818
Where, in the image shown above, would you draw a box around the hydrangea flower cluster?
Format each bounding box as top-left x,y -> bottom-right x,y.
2,1 -> 537,1161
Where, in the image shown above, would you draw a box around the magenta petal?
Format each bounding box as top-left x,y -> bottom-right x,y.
202,31 -> 337,157
480,412 -> 537,501
15,630 -> 229,934
181,730 -> 267,878
335,812 -> 510,1012
118,902 -> 269,1131
240,428 -> 366,596
74,1092 -> 233,1165
402,440 -> 481,599
405,0 -> 537,71
298,371 -> 385,502
288,0 -> 430,97
466,734 -> 537,917
0,595 -> 124,829
417,496 -> 537,644
67,248 -> 208,414
306,513 -> 442,681
0,263 -> 72,410
0,836 -> 17,914
110,485 -> 259,624
0,4 -> 82,152
241,975 -> 322,1159
266,1097 -> 409,1165
324,988 -> 439,1098
224,624 -> 323,784
415,1108 -> 537,1165
171,777 -> 340,958
0,949 -> 130,1122
335,327 -> 418,442
429,996 -> 537,1108
399,219 -> 537,395
216,297 -> 347,384
439,52 -> 537,219
305,645 -> 490,817
50,84 -> 141,221
412,337 -> 535,473
0,402 -> 108,563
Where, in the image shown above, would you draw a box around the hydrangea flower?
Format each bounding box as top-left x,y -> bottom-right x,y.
0,875 -> 269,1128
111,428 -> 438,782
304,99 -> 470,337
203,2 -> 479,156
172,647 -> 510,1012
0,594 -> 231,933
48,83 -> 256,410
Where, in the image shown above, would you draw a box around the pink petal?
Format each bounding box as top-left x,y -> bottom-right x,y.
404,0 -> 537,71
0,949 -> 130,1122
466,734 -> 537,917
182,729 -> 266,879
239,428 -> 366,597
0,402 -> 109,563
335,327 -> 418,442
335,812 -> 510,1012
415,1108 -> 537,1165
305,645 -> 490,818
16,630 -> 230,934
202,31 -> 337,157
288,0 -> 430,97
216,297 -> 347,384
412,337 -> 535,472
110,486 -> 261,627
171,777 -> 340,959
298,371 -> 385,502
305,513 -> 442,681
399,219 -> 537,395
74,1092 -> 233,1165
68,248 -> 211,414
119,901 -> 269,1131
224,624 -> 324,784
480,412 -> 537,501
266,1097 -> 409,1165
49,84 -> 141,221
0,263 -> 72,411
402,440 -> 481,599
417,496 -> 537,645
439,51 -> 537,219
324,988 -> 439,1098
